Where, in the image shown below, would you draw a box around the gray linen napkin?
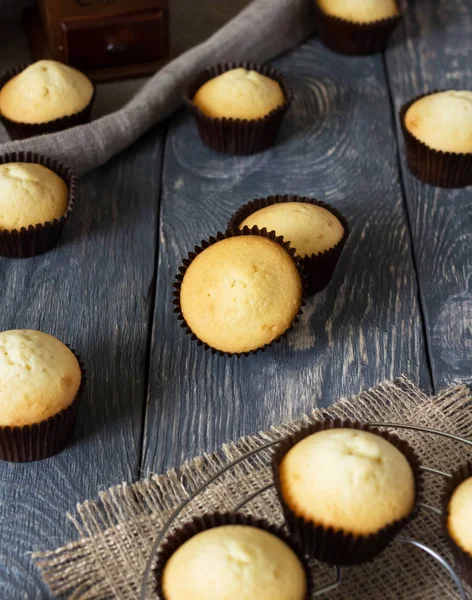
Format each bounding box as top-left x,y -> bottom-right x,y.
0,0 -> 315,176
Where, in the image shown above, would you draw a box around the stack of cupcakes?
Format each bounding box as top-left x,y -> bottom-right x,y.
152,420 -> 423,598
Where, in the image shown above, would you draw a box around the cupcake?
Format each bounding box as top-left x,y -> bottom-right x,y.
273,421 -> 421,565
0,329 -> 83,462
444,463 -> 472,585
174,230 -> 304,356
314,0 -> 401,55
0,153 -> 76,258
185,62 -> 293,155
228,195 -> 349,295
0,60 -> 95,140
401,90 -> 472,188
154,513 -> 310,600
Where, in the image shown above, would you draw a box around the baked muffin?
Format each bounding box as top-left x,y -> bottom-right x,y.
193,68 -> 285,120
280,428 -> 415,535
229,195 -> 349,296
448,475 -> 472,556
404,91 -> 472,154
239,202 -> 344,257
314,0 -> 401,55
444,464 -> 472,584
401,91 -> 472,187
317,0 -> 399,23
178,234 -> 303,355
0,330 -> 82,428
0,60 -> 94,125
273,423 -> 419,564
161,524 -> 307,600
0,162 -> 69,231
186,63 -> 292,155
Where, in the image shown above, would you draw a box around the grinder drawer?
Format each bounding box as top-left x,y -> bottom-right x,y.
62,10 -> 167,72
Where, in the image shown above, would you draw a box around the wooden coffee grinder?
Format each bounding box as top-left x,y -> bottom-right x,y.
24,0 -> 169,81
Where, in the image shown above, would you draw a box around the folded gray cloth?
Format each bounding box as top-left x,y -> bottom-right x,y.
0,0 -> 314,176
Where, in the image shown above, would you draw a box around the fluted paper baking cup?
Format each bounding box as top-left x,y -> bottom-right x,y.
0,151 -> 76,258
0,347 -> 85,462
400,92 -> 472,188
313,1 -> 402,55
154,512 -> 313,600
442,462 -> 472,586
173,227 -> 306,357
272,419 -> 423,565
228,194 -> 349,296
185,62 -> 293,155
0,65 -> 96,141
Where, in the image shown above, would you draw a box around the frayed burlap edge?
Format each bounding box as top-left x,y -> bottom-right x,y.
33,377 -> 472,599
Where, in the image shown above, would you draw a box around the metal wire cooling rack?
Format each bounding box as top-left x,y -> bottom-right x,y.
140,423 -> 472,600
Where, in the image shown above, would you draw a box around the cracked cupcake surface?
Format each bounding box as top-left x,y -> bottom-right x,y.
179,236 -> 302,354
193,68 -> 285,120
279,428 -> 415,535
0,60 -> 93,124
0,162 -> 68,230
0,329 -> 82,427
161,524 -> 306,600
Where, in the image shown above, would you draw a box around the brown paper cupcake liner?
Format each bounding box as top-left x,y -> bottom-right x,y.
442,462 -> 472,586
227,194 -> 349,296
0,347 -> 85,462
173,228 -> 306,357
313,1 -> 402,55
0,151 -> 76,258
272,419 -> 423,566
400,92 -> 472,188
153,512 -> 314,600
0,65 -> 96,141
184,62 -> 293,155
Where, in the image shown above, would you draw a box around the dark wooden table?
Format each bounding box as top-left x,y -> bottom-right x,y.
0,0 -> 471,597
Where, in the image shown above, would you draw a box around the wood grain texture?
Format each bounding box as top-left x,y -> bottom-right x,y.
385,0 -> 472,390
0,128 -> 164,599
142,36 -> 431,476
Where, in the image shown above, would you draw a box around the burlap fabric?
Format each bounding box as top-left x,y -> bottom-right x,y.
34,377 -> 472,599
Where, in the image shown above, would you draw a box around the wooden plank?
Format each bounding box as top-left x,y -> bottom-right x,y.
142,37 -> 431,475
0,128 -> 164,599
385,0 -> 472,390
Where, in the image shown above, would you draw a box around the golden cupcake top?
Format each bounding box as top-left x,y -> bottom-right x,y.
239,202 -> 344,257
180,236 -> 302,354
0,60 -> 94,124
0,330 -> 82,427
162,524 -> 307,600
280,428 -> 415,535
405,90 -> 472,153
317,0 -> 399,23
0,162 -> 69,231
193,68 -> 285,120
448,476 -> 472,555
